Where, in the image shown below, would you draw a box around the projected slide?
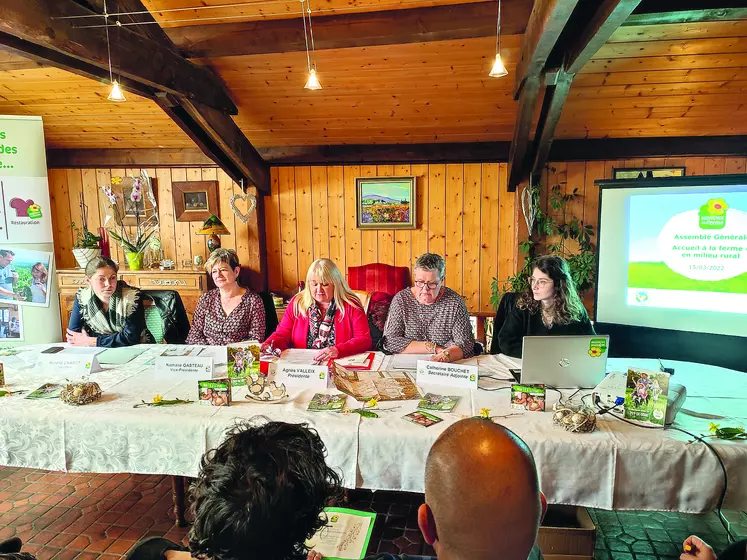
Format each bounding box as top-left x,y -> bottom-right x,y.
627,192 -> 747,314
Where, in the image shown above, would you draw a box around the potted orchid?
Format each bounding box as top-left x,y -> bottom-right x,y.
71,193 -> 101,268
100,173 -> 158,270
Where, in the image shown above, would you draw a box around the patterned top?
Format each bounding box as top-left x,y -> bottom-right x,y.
383,287 -> 475,357
186,288 -> 266,345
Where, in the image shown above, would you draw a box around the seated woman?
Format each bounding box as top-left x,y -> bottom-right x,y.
261,258 -> 371,361
67,256 -> 154,348
497,255 -> 595,358
382,253 -> 475,363
186,249 -> 266,345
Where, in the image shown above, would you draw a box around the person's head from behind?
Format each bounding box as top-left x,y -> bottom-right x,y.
520,255 -> 585,323
413,253 -> 445,305
205,249 -> 241,291
189,419 -> 342,560
417,419 -> 546,560
297,258 -> 360,316
0,250 -> 14,267
84,256 -> 119,302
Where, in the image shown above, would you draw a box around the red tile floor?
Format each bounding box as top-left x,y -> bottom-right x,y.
0,468 -> 190,560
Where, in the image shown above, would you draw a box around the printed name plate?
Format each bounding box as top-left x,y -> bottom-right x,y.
416,360 -> 479,389
274,364 -> 328,389
37,354 -> 102,376
154,356 -> 214,380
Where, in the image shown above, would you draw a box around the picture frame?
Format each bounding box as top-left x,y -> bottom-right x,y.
356,176 -> 416,230
613,167 -> 686,180
173,181 -> 219,222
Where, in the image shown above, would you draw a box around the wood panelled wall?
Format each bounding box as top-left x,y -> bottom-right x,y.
47,156 -> 747,313
264,156 -> 747,313
48,167 -> 259,272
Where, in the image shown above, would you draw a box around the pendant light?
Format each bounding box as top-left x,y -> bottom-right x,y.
302,0 -> 322,90
104,0 -> 126,102
489,0 -> 509,78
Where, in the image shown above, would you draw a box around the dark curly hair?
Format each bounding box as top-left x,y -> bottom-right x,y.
188,419 -> 343,560
517,255 -> 586,325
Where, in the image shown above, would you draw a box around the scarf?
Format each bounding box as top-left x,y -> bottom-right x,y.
307,300 -> 337,349
77,281 -> 140,336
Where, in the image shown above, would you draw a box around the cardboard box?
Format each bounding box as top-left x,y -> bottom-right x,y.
536,505 -> 596,560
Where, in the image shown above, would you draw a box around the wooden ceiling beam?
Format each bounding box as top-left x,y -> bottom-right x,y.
82,0 -> 175,46
508,0 -> 643,190
624,8 -> 747,26
513,0 -> 579,99
167,0 -> 533,58
154,93 -> 270,193
0,0 -> 237,113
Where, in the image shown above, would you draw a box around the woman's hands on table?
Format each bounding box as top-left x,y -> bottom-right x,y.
314,346 -> 339,363
66,328 -> 97,347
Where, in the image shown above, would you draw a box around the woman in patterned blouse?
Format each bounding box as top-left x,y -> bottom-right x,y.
261,258 -> 372,361
186,249 -> 266,345
383,253 -> 475,363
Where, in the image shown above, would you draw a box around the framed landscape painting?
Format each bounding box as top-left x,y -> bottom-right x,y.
356,176 -> 416,230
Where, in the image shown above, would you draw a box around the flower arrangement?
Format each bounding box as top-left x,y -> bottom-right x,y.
134,394 -> 194,408
100,172 -> 159,269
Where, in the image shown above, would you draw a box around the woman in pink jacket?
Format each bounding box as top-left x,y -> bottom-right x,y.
261,258 -> 372,361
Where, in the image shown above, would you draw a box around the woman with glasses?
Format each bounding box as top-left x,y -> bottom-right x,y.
261,258 -> 371,361
383,253 -> 475,362
496,255 -> 594,358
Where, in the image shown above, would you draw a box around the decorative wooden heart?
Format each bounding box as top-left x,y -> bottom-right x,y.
230,193 -> 257,223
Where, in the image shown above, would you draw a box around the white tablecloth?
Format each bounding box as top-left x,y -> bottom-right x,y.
1,346 -> 746,513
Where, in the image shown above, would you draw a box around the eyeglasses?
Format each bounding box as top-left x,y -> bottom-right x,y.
414,280 -> 441,291
529,277 -> 552,288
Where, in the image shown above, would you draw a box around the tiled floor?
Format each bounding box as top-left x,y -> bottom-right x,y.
1,467 -> 745,560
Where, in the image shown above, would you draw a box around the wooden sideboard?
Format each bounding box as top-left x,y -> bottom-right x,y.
56,268 -> 208,335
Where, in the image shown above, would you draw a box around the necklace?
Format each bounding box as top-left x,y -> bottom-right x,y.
541,306 -> 554,328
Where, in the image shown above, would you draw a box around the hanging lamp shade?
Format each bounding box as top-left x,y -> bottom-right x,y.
489,54 -> 508,78
304,68 -> 322,90
108,80 -> 126,102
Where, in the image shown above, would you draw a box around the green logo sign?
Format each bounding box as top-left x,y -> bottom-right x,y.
319,371 -> 326,379
698,198 -> 728,230
588,338 -> 607,358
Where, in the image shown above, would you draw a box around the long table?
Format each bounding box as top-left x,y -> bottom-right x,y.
1,345 -> 745,515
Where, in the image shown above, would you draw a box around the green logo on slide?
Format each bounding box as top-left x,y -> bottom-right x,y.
698,198 -> 728,230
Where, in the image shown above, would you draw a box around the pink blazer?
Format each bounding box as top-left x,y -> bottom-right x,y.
265,297 -> 373,358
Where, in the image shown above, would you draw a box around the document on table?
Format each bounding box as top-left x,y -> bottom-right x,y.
307,507 -> 376,560
390,353 -> 430,370
97,347 -> 146,365
279,348 -> 321,364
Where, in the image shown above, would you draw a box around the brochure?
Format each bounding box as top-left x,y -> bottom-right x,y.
331,363 -> 421,402
26,383 -> 64,399
417,393 -> 460,412
306,507 -> 377,560
308,393 -> 347,412
624,368 -> 669,426
510,384 -> 546,411
330,352 -> 374,371
227,341 -> 262,386
198,378 -> 231,406
403,411 -> 443,427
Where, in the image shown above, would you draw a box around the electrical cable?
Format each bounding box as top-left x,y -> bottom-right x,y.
593,395 -> 735,544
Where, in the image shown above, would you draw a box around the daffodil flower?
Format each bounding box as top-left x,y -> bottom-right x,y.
480,407 -> 491,419
709,422 -> 720,433
366,398 -> 378,408
153,394 -> 163,404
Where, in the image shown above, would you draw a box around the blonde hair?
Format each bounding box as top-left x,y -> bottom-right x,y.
205,249 -> 241,273
293,258 -> 362,318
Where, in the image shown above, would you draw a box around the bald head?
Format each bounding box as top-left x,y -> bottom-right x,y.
424,419 -> 542,560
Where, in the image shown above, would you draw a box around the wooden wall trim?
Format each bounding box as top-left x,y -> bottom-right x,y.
46,149 -> 216,168
46,136 -> 747,169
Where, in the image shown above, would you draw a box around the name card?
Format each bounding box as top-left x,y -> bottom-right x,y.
154,356 -> 214,380
416,360 -> 478,389
275,364 -> 328,389
38,354 -> 102,376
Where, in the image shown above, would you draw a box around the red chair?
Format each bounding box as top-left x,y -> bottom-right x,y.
347,263 -> 410,297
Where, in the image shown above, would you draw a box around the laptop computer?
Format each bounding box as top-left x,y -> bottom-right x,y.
519,335 -> 610,389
